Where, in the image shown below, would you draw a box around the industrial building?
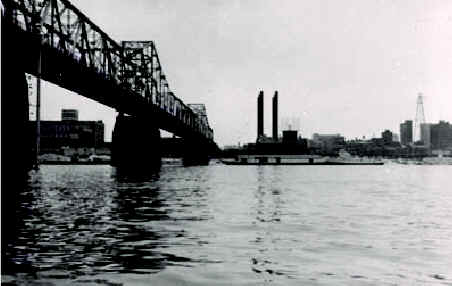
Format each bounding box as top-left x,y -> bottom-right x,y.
272,91 -> 278,141
257,90 -> 264,139
310,133 -> 345,154
61,109 -> 79,121
29,110 -> 104,154
244,90 -> 308,154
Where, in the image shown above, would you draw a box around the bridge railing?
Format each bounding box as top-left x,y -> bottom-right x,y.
2,0 -> 214,141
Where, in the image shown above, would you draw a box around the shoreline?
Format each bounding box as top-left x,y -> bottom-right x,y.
40,161 -> 110,165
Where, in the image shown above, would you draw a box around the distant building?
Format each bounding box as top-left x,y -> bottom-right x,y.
61,109 -> 79,121
311,133 -> 345,154
430,121 -> 452,150
345,137 -> 402,157
312,133 -> 341,141
29,120 -> 104,153
381,130 -> 393,145
400,120 -> 413,146
420,123 -> 432,147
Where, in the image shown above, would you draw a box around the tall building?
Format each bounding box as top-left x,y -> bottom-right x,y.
400,120 -> 413,146
430,121 -> 452,150
381,130 -> 393,145
420,123 -> 432,147
272,91 -> 278,141
257,90 -> 264,139
61,109 -> 78,121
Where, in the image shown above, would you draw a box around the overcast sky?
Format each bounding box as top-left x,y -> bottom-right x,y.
36,0 -> 452,146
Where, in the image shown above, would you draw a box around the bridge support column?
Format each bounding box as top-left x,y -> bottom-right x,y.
111,114 -> 161,170
2,19 -> 35,253
182,139 -> 213,166
1,26 -> 34,177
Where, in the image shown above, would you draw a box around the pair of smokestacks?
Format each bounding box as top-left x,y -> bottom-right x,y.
257,90 -> 278,141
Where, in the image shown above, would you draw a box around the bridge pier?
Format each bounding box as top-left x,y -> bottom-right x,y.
2,18 -> 35,254
111,114 -> 161,170
1,24 -> 35,177
182,139 -> 213,166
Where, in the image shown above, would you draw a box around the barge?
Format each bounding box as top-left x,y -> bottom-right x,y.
221,151 -> 384,166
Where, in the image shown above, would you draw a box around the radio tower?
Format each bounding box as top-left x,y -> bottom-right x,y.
414,93 -> 425,142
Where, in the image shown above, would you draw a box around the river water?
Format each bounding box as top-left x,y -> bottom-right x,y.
2,163 -> 452,285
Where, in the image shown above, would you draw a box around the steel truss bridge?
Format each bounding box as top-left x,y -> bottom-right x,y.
1,0 -> 214,142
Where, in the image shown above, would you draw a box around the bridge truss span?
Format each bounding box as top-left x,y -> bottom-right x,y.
2,0 -> 214,142
121,41 -> 214,141
3,0 -> 125,83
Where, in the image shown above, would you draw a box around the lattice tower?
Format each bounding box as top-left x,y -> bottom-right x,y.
414,93 -> 426,142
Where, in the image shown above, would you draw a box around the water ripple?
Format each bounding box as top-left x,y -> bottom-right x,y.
3,164 -> 452,285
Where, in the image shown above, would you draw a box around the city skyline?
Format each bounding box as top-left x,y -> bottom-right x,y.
32,79 -> 451,145
31,0 -> 452,146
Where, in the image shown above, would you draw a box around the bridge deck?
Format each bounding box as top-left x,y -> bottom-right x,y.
2,0 -> 215,144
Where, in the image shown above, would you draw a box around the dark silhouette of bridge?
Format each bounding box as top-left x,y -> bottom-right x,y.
1,0 -> 218,169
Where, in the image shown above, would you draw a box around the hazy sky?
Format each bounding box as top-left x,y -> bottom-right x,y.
36,0 -> 452,146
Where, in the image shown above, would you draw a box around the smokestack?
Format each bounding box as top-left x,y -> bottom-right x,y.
272,91 -> 278,141
257,90 -> 264,139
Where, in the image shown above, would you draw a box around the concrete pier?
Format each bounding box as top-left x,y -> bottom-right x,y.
1,20 -> 35,177
111,114 -> 162,170
182,139 -> 211,166
1,17 -> 35,255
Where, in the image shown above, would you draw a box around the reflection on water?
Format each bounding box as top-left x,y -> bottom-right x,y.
3,164 -> 452,285
3,165 -> 213,284
250,167 -> 295,283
